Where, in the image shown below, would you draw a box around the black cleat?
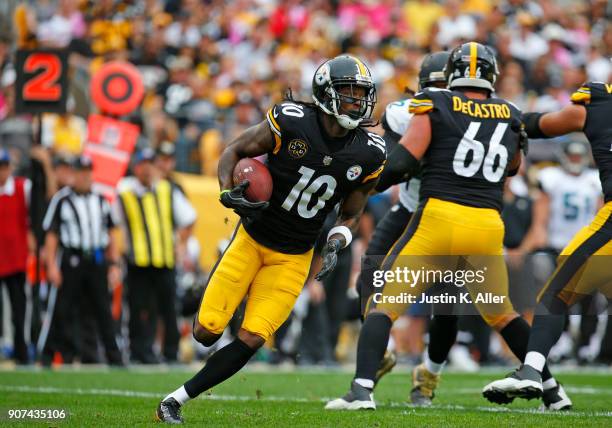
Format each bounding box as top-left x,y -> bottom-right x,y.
156,398 -> 184,424
482,365 -> 543,404
541,382 -> 572,411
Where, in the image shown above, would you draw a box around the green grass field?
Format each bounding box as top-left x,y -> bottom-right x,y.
0,366 -> 611,427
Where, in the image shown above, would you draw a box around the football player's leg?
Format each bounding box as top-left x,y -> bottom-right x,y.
326,267 -> 419,410
426,314 -> 458,369
484,208 -> 611,408
241,248 -> 313,346
526,223 -> 611,375
193,226 -> 262,346
356,205 -> 412,381
356,204 -> 412,315
529,205 -> 612,364
327,206 -> 435,410
474,256 -> 553,403
157,226 -> 261,424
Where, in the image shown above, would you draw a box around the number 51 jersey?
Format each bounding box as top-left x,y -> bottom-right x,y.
243,102 -> 386,254
411,87 -> 522,212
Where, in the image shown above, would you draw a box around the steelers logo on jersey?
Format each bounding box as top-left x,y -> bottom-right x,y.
346,165 -> 363,181
288,139 -> 309,159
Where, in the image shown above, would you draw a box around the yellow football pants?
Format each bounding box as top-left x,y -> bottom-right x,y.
538,202 -> 612,307
197,224 -> 313,340
371,198 -> 517,330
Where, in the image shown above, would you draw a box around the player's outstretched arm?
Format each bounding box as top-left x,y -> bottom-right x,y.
217,120 -> 275,191
523,103 -> 587,139
315,180 -> 377,280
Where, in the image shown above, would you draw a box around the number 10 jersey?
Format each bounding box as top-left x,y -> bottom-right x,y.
411,88 -> 522,212
243,102 -> 386,254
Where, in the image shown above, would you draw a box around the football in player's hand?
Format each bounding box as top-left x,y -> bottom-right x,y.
233,158 -> 273,202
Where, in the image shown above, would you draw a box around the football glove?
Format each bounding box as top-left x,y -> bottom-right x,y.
511,118 -> 529,155
220,181 -> 269,219
315,238 -> 342,281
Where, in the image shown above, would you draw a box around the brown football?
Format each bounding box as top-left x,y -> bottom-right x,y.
233,158 -> 273,202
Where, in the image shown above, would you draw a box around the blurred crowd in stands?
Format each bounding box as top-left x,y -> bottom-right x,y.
0,0 -> 611,368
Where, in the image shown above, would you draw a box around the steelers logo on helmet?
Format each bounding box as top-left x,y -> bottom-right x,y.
312,55 -> 377,130
315,64 -> 330,86
445,42 -> 499,93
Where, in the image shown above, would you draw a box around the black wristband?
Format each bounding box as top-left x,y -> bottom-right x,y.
522,112 -> 548,139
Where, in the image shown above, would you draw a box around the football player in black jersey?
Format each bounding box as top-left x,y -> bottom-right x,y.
156,55 -> 386,424
483,81 -> 611,408
326,42 -> 567,411
354,51 -> 450,384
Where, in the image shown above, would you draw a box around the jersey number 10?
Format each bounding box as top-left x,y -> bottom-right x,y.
282,166 -> 337,219
453,122 -> 509,183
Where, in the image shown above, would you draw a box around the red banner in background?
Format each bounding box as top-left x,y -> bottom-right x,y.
84,114 -> 139,200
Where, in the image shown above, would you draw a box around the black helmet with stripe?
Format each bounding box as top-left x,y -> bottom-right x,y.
418,51 -> 450,91
445,42 -> 499,92
312,55 -> 377,129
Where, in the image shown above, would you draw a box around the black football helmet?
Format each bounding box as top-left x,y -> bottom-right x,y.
445,42 -> 499,92
312,55 -> 377,129
418,51 -> 450,91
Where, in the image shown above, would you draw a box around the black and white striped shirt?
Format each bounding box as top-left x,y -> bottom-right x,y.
43,187 -> 114,251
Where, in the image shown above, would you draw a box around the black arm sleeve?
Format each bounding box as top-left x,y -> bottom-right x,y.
375,144 -> 420,193
522,112 -> 548,139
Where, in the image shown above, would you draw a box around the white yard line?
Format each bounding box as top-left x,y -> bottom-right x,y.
1,385 -> 611,417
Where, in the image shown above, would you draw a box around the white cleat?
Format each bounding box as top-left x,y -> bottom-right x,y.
325,381 -> 376,410
483,365 -> 543,404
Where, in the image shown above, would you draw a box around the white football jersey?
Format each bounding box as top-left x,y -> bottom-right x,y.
383,99 -> 420,212
538,166 -> 602,250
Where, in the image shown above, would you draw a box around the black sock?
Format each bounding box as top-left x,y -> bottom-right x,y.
355,313 -> 392,383
500,316 -> 553,381
527,313 -> 566,381
427,315 -> 458,364
184,338 -> 256,398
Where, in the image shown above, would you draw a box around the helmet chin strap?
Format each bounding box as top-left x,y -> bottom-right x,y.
336,115 -> 359,129
312,93 -> 361,129
329,89 -> 360,129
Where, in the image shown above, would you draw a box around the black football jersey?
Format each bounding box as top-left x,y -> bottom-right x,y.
570,82 -> 612,203
243,102 -> 386,254
409,88 -> 522,211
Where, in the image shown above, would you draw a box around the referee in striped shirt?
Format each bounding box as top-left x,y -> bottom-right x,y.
41,155 -> 123,365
